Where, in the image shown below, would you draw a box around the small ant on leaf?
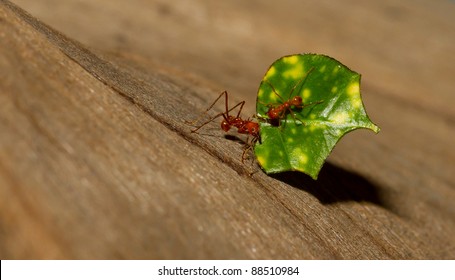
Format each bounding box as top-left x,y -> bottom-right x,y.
187,91 -> 260,162
260,67 -> 323,126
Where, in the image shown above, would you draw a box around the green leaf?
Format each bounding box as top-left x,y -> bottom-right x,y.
254,54 -> 380,179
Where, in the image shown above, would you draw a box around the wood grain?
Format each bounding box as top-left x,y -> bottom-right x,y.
1,0 -> 454,259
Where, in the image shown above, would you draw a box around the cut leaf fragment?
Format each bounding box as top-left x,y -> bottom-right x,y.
254,54 -> 380,179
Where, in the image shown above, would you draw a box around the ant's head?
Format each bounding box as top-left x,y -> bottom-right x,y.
291,96 -> 303,106
247,122 -> 260,138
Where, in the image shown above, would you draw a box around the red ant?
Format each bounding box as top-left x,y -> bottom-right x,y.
261,67 -> 323,125
188,91 -> 260,162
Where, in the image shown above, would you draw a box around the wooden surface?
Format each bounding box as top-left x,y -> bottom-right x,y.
1,0 -> 454,259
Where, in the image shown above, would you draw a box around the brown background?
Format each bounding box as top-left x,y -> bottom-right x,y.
1,0 -> 454,259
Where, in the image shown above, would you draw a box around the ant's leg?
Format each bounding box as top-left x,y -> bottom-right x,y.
256,99 -> 273,108
288,100 -> 324,127
185,90 -> 228,126
288,67 -> 315,98
240,133 -> 254,163
265,81 -> 285,103
221,90 -> 246,119
242,137 -> 259,167
241,147 -> 248,163
191,98 -> 247,133
295,100 -> 324,110
223,89 -> 230,116
191,108 -> 239,133
242,142 -> 253,163
250,137 -> 259,167
287,108 -> 306,126
235,101 -> 246,118
190,111 -> 225,133
219,90 -> 246,118
278,111 -> 289,130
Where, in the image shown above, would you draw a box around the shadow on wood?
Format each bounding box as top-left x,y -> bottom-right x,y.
271,163 -> 388,208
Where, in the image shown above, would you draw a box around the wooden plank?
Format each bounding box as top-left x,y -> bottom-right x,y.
1,0 -> 454,259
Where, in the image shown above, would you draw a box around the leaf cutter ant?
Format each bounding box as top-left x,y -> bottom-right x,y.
188,91 -> 260,162
261,67 -> 323,126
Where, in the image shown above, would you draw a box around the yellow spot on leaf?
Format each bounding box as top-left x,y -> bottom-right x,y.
331,86 -> 338,93
351,97 -> 362,108
303,89 -> 311,99
347,82 -> 359,96
319,65 -> 326,72
266,66 -> 276,78
257,155 -> 266,167
291,148 -> 308,165
283,64 -> 304,79
283,55 -> 299,64
258,88 -> 264,98
331,111 -> 349,124
268,90 -> 279,102
346,82 -> 361,108
299,152 -> 308,164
